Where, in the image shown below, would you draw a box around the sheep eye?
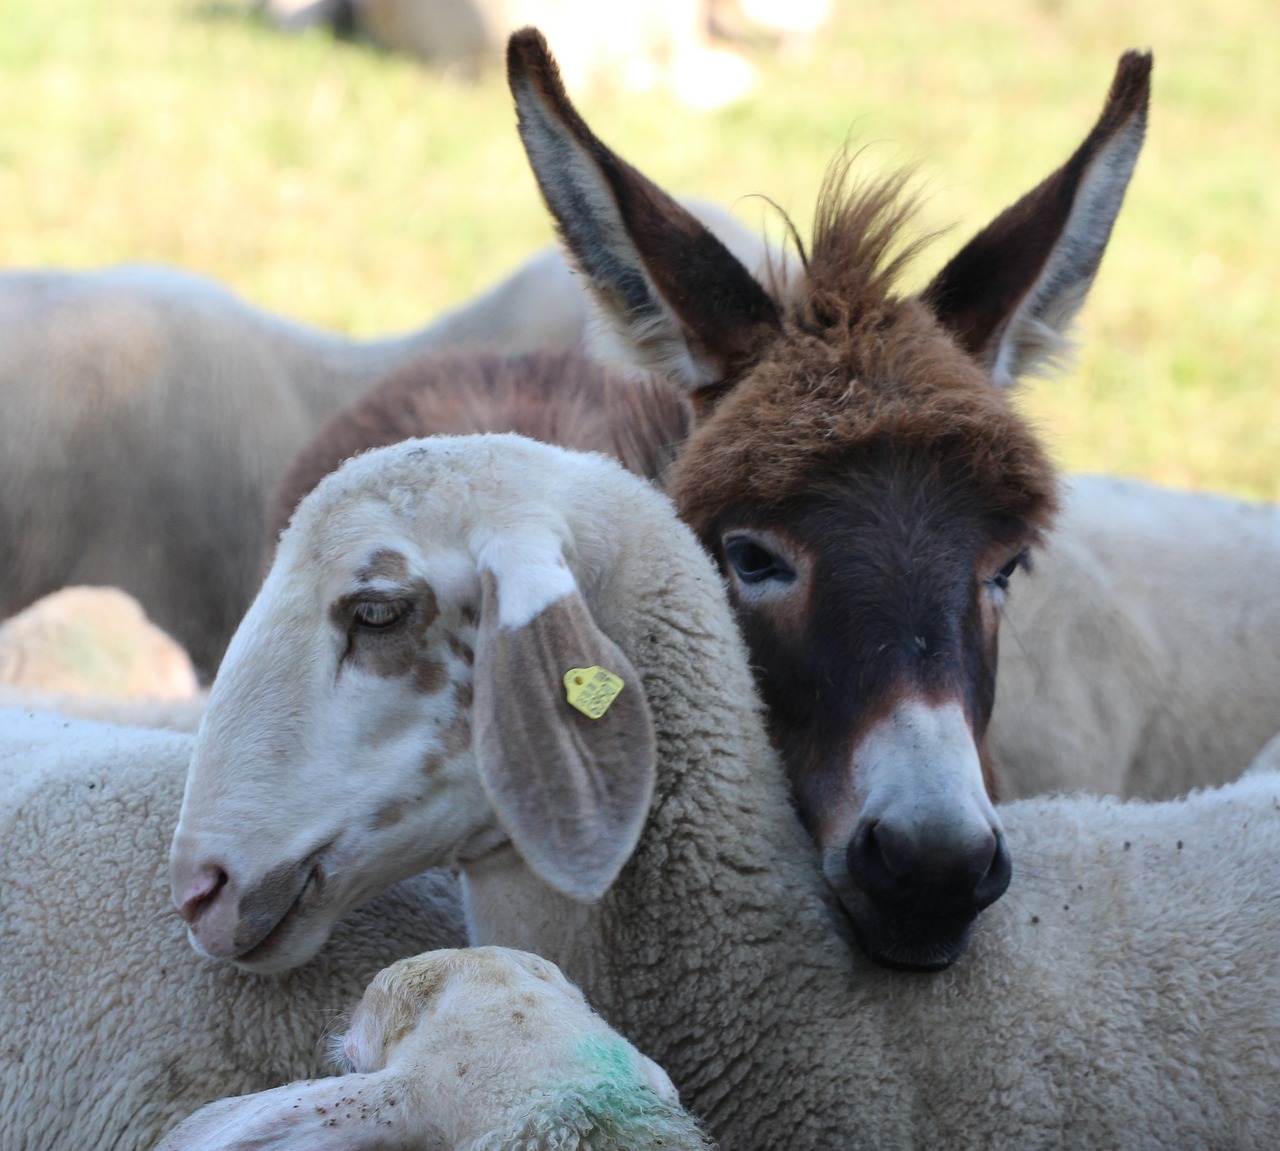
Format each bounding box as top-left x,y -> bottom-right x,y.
723,536 -> 795,586
352,599 -> 408,630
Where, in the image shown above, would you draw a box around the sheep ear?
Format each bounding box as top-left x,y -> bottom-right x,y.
474,566 -> 657,902
506,27 -> 781,412
920,50 -> 1151,388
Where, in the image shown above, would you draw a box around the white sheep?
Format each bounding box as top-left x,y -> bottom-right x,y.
0,585 -> 207,731
0,686 -> 209,732
0,205 -> 770,681
0,585 -> 198,700
172,435 -> 1280,1149
0,707 -> 466,1151
156,946 -> 710,1150
264,0 -> 765,111
992,474 -> 1280,798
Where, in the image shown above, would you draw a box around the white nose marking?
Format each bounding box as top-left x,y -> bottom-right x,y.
856,698 -> 1000,843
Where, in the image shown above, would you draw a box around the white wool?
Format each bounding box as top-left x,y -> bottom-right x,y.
993,475 -> 1280,797
156,947 -> 710,1150
0,708 -> 465,1151
0,585 -> 198,700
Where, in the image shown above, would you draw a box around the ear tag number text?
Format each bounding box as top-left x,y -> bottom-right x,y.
563,665 -> 624,719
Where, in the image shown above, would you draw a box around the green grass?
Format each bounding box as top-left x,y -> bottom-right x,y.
0,0 -> 1276,498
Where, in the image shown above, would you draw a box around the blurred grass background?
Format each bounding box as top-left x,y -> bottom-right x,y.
0,0 -> 1274,498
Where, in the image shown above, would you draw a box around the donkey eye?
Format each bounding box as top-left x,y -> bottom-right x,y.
723,536 -> 795,586
352,599 -> 409,630
990,552 -> 1028,593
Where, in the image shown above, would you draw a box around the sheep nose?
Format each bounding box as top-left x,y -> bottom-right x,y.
174,863 -> 230,926
847,817 -> 1011,913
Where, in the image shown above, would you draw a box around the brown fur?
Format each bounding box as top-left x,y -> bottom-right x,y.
669,171 -> 1058,543
265,349 -> 689,555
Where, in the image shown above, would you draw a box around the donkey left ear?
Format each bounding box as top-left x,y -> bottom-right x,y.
920,51 -> 1152,388
507,27 -> 782,412
473,564 -> 657,903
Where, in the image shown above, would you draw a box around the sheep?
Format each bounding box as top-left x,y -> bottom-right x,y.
0,686 -> 209,732
0,584 -> 207,730
172,434 -> 1280,1149
265,354 -> 1280,811
262,0 -> 764,110
0,707 -> 466,1151
0,201 -> 769,682
991,473 -> 1280,798
156,946 -> 711,1151
0,585 -> 198,700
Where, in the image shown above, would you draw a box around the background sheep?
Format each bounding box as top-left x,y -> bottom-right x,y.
0,585 -> 207,731
1246,730 -> 1280,777
261,0 -> 832,110
992,474 -> 1280,798
0,707 -> 466,1151
158,946 -> 710,1151
0,202 -> 768,683
173,435 -> 1280,1148
0,585 -> 198,700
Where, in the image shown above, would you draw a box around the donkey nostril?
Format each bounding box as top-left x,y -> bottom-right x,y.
175,865 -> 229,925
847,821 -> 900,900
972,834 -> 1012,910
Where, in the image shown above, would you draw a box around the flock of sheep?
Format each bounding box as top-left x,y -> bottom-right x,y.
2,27 -> 1279,1151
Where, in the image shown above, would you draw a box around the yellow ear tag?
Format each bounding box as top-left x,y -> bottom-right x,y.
563,665 -> 625,720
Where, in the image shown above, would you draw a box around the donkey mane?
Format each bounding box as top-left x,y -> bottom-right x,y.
669,166 -> 1059,539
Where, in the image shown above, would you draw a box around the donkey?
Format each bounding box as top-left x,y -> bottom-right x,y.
501,31 -> 1149,970
251,35 -> 1148,970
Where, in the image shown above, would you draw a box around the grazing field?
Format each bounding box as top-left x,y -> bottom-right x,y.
0,0 -> 1275,498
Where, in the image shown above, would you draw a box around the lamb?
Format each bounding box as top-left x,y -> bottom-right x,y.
0,707 -> 466,1151
0,201 -> 768,681
157,946 -> 711,1151
172,434 -> 1280,1149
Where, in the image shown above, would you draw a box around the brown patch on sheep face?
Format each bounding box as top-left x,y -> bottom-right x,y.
330,552 -> 447,690
439,707 -> 472,760
371,799 -> 407,830
233,855 -> 318,955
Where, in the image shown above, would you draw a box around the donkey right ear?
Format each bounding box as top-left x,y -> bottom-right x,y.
920,51 -> 1151,388
507,27 -> 782,414
473,565 -> 657,903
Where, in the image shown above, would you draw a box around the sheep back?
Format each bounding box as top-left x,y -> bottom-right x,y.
0,708 -> 465,1151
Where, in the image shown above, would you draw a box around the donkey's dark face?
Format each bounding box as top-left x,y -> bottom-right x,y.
705,458 -> 1034,968
510,28 -> 1149,968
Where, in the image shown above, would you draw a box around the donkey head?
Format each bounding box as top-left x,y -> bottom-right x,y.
509,28 -> 1149,969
